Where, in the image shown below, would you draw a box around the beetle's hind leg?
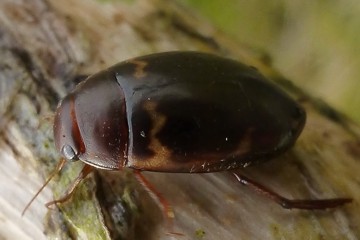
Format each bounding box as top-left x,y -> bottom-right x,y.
231,172 -> 352,210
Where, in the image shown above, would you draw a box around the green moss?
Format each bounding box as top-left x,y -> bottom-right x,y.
269,219 -> 338,240
50,162 -> 111,239
96,0 -> 135,4
182,0 -> 284,50
195,229 -> 206,239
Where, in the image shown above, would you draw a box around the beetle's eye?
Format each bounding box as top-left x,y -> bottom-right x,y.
61,145 -> 78,161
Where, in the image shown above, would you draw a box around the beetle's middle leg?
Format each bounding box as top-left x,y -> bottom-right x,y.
133,170 -> 182,236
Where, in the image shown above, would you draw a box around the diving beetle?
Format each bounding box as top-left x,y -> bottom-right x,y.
23,51 -> 351,218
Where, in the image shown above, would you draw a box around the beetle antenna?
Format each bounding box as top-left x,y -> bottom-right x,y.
22,158 -> 67,216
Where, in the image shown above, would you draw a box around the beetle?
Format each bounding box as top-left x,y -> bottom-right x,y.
23,51 -> 351,219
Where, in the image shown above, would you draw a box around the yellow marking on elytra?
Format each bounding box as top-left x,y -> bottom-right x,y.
142,101 -> 172,168
233,128 -> 254,157
130,59 -> 148,79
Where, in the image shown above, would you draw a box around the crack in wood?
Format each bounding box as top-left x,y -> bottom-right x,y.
10,47 -> 60,107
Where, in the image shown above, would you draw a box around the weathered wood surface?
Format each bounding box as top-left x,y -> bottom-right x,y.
0,0 -> 359,239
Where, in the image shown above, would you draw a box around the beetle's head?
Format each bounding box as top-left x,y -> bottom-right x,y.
52,74 -> 128,170
22,94 -> 87,216
53,94 -> 83,163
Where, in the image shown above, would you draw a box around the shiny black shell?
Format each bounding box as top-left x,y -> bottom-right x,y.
54,51 -> 306,173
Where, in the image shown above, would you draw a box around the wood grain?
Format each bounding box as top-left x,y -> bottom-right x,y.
0,0 -> 359,239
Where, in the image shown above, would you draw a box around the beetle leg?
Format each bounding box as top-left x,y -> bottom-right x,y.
133,170 -> 182,235
45,164 -> 93,208
232,172 -> 352,209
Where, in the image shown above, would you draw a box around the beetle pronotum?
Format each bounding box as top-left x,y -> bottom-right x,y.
23,51 -> 351,224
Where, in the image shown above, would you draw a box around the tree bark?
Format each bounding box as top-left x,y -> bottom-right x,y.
0,0 -> 359,239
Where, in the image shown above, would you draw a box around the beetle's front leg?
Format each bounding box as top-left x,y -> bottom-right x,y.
46,164 -> 94,208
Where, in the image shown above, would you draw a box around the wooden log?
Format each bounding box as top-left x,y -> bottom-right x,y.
0,0 -> 359,239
